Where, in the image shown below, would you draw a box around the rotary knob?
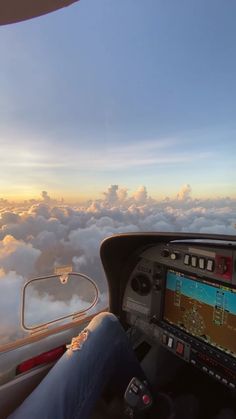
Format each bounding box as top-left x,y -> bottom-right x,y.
131,274 -> 151,296
161,249 -> 170,257
170,252 -> 179,260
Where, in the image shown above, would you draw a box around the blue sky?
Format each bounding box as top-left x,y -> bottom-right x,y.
0,0 -> 236,200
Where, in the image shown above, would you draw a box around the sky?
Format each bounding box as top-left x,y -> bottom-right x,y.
0,0 -> 236,201
0,0 -> 236,355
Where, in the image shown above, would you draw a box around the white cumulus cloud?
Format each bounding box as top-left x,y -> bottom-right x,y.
0,185 -> 235,347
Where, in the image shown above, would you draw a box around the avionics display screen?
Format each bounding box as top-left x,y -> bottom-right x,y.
163,270 -> 236,358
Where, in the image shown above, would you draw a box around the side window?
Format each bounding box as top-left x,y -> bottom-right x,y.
0,207 -> 109,349
23,273 -> 98,330
0,268 -> 107,349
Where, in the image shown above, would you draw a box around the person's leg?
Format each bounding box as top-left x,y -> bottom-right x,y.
9,312 -> 144,419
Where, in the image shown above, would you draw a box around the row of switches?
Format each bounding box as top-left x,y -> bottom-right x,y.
184,254 -> 214,271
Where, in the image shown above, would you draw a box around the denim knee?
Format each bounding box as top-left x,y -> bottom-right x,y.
88,311 -> 120,334
93,311 -> 118,326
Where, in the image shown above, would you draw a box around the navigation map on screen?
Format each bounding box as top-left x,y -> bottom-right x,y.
164,270 -> 236,357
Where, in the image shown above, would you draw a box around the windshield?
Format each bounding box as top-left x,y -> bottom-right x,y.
0,0 -> 235,347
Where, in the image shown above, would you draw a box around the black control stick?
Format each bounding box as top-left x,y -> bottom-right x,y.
124,377 -> 153,418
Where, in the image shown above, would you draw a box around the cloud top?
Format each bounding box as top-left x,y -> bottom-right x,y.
0,184 -> 235,347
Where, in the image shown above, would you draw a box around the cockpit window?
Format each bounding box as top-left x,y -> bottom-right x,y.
23,273 -> 98,329
0,1 -> 235,347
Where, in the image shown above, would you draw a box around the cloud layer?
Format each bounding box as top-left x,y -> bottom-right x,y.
0,185 -> 235,346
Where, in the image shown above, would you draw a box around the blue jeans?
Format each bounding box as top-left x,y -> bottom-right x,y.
9,312 -> 144,419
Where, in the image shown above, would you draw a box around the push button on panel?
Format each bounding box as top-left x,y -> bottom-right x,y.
207,259 -> 214,272
142,394 -> 151,405
130,383 -> 139,394
176,341 -> 185,356
191,256 -> 198,267
167,337 -> 174,348
184,254 -> 190,265
199,257 -> 205,269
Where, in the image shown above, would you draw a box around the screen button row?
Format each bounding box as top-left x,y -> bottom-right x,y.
198,365 -> 235,389
200,366 -> 236,389
184,254 -> 214,271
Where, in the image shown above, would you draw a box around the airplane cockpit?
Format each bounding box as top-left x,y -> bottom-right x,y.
99,232 -> 236,418
1,2 -> 236,419
0,233 -> 236,419
0,233 -> 236,418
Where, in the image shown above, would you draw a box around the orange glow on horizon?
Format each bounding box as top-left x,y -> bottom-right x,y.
1,187 -> 235,205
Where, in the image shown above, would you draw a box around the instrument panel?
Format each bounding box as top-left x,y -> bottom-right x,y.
122,241 -> 236,390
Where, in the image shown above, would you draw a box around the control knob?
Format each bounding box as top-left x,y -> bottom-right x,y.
170,252 -> 179,260
131,274 -> 151,296
161,249 -> 170,257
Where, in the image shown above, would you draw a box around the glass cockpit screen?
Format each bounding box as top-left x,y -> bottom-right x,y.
163,270 -> 236,358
